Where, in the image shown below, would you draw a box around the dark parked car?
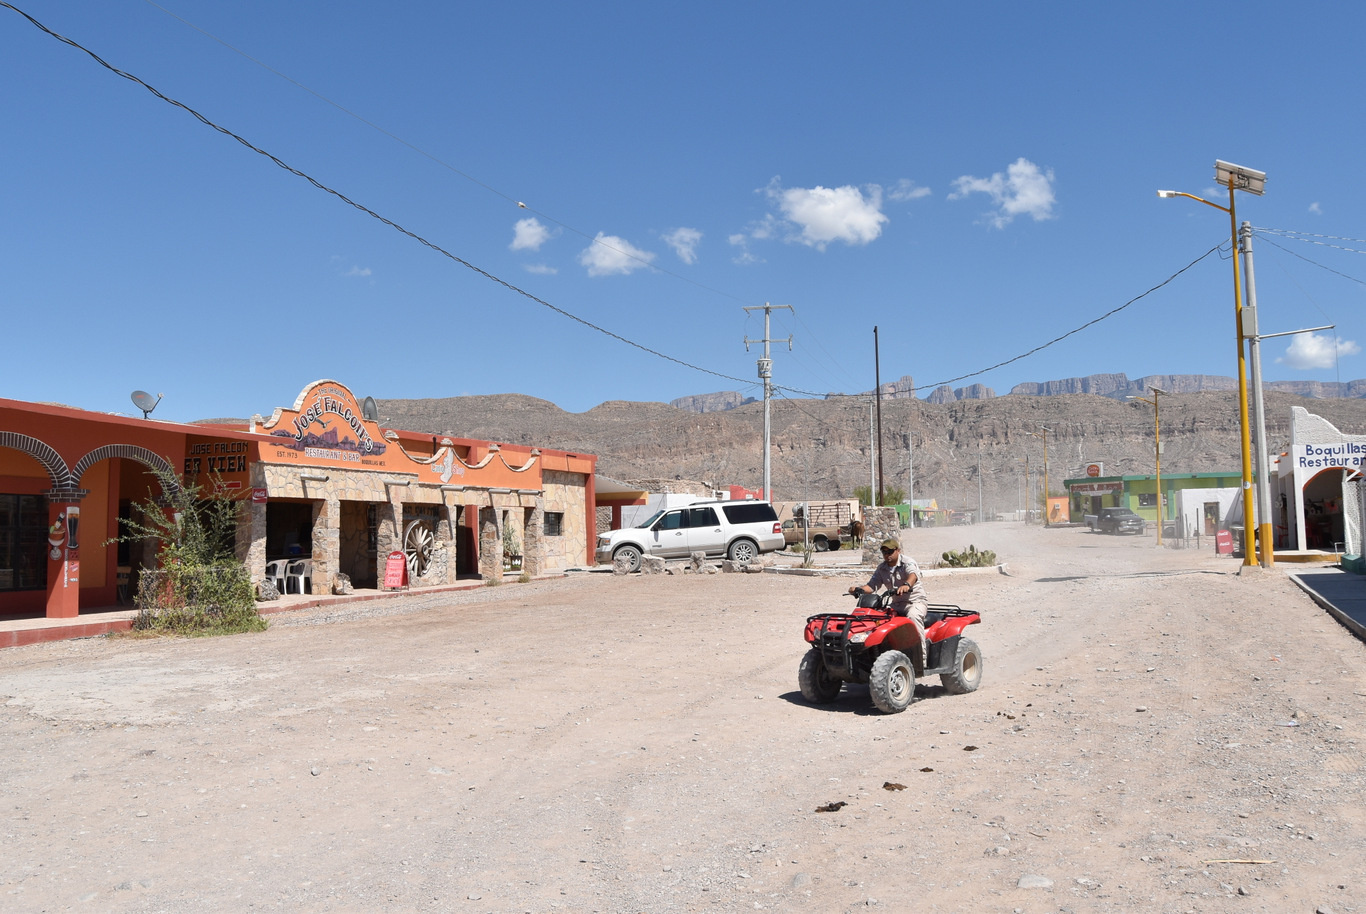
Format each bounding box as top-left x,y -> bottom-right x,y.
1084,507 -> 1145,535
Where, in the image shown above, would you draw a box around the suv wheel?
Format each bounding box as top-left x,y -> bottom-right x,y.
613,544 -> 643,573
727,538 -> 757,565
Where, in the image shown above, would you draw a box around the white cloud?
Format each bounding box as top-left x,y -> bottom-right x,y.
950,157 -> 1056,228
1276,332 -> 1360,369
663,227 -> 702,264
578,233 -> 656,277
1309,202 -> 1323,215
344,265 -> 372,278
888,178 -> 932,202
728,233 -> 762,266
764,179 -> 888,249
523,263 -> 558,275
510,216 -> 553,251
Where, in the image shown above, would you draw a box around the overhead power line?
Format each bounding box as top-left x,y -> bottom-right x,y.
1251,227 -> 1366,287
2,1 -> 755,388
3,2 -> 1242,405
139,0 -> 756,309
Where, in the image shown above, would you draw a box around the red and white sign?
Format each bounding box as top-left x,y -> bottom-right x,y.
1086,463 -> 1103,477
383,550 -> 408,590
1215,529 -> 1233,555
1070,481 -> 1122,494
252,487 -> 269,504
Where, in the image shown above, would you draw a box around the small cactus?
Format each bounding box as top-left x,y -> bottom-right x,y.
941,545 -> 998,568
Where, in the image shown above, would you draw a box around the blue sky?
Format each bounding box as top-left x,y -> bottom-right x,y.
3,1 -> 1364,422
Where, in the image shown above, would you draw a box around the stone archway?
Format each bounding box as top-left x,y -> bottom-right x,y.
73,445 -> 178,496
0,430 -> 74,494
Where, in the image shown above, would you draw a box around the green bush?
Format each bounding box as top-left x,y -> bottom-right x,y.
940,544 -> 998,568
133,564 -> 264,635
114,468 -> 266,637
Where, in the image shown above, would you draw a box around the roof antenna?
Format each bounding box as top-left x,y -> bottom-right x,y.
131,390 -> 163,419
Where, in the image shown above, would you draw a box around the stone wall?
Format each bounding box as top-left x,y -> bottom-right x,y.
543,470 -> 589,571
859,506 -> 902,564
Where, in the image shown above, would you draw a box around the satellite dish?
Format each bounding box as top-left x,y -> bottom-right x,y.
131,390 -> 163,419
361,396 -> 379,422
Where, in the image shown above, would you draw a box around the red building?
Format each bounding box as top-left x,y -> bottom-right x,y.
0,380 -> 599,620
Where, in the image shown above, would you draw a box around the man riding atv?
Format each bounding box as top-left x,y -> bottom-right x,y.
848,537 -> 927,664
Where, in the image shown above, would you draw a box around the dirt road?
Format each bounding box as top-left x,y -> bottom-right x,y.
1,524 -> 1363,913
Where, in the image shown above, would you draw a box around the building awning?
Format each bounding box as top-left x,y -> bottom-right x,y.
594,475 -> 649,507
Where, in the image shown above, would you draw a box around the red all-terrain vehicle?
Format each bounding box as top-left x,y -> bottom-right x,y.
799,592 -> 983,713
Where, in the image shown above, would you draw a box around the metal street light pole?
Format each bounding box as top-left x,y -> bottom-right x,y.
1127,386 -> 1167,546
1240,223 -> 1336,565
1158,160 -> 1265,567
1041,426 -> 1051,525
743,303 -> 792,502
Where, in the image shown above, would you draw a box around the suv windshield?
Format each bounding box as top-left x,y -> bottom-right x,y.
635,510 -> 665,529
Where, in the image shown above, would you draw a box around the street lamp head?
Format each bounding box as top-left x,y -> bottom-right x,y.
1156,190 -> 1179,198
1214,160 -> 1266,196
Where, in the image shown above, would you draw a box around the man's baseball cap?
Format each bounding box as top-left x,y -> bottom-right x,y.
880,537 -> 900,551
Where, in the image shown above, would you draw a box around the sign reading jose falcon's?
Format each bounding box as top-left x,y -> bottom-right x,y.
262,381 -> 389,468
1294,442 -> 1366,471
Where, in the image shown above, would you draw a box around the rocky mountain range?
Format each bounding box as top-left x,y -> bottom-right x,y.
669,372 -> 1366,413
377,386 -> 1366,518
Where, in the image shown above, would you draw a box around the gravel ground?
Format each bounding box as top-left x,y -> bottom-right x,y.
1,523 -> 1364,913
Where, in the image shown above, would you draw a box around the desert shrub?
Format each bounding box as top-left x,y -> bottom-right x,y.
133,563 -> 264,635
940,544 -> 998,568
116,468 -> 265,636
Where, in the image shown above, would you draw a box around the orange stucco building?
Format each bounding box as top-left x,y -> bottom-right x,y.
0,379 -> 598,620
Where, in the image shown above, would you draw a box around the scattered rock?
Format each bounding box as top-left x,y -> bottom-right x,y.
331,572 -> 353,595
1017,874 -> 1053,889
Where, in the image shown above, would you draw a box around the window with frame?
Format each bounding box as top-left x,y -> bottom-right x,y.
0,494 -> 47,592
545,512 -> 564,536
1137,493 -> 1157,507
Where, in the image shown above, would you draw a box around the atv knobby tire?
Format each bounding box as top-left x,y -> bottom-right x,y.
869,650 -> 915,713
798,649 -> 842,704
939,637 -> 983,695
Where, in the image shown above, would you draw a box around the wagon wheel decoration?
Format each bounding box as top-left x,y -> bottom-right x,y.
402,519 -> 434,581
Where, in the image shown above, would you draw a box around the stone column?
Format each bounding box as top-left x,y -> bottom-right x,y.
439,498 -> 459,584
243,499 -> 267,583
376,491 -> 403,587
859,506 -> 903,564
478,506 -> 501,582
311,496 -> 339,595
523,502 -> 544,577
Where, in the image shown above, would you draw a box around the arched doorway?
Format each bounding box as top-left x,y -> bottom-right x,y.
1302,468 -> 1348,550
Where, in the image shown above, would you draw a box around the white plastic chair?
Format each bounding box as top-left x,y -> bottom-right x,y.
284,559 -> 312,595
265,560 -> 289,594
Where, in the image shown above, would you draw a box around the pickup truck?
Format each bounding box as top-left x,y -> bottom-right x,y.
782,500 -> 859,552
1084,507 -> 1146,535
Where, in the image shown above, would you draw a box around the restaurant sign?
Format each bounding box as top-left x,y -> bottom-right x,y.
1069,481 -> 1123,494
261,380 -> 390,468
1294,442 -> 1366,471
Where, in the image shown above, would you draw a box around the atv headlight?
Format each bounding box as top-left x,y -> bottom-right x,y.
849,632 -> 869,644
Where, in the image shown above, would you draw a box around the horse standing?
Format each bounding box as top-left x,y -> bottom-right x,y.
847,518 -> 864,546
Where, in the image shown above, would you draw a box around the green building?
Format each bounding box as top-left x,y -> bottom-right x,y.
1064,471 -> 1242,529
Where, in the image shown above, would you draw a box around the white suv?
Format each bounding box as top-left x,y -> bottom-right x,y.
595,500 -> 784,571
